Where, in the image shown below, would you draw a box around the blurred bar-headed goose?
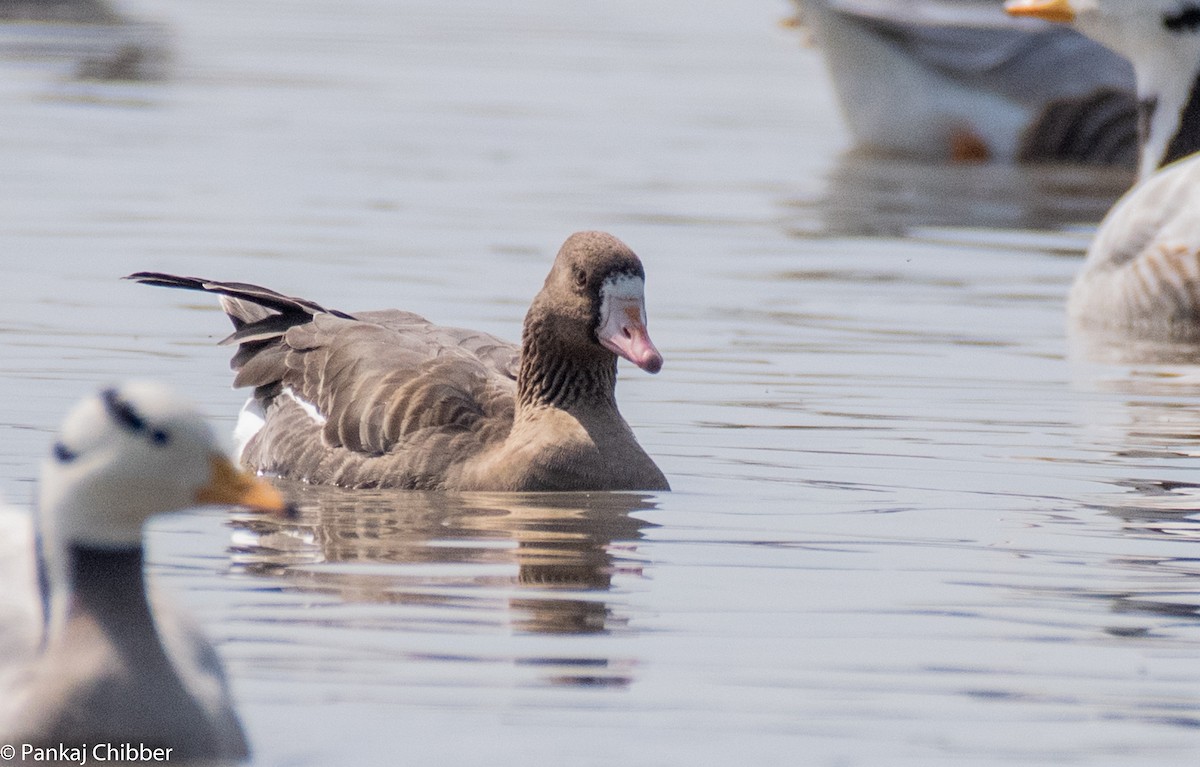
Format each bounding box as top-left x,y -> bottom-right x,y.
128,231 -> 670,492
0,382 -> 291,762
793,0 -> 1137,164
1007,0 -> 1200,338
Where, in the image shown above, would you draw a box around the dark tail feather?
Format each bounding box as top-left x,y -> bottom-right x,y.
127,272 -> 357,380
124,272 -> 355,321
219,311 -> 304,346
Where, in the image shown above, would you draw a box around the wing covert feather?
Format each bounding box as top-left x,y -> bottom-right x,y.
256,312 -> 517,458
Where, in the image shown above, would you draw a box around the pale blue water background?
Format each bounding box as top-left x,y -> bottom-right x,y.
2,1 -> 1200,765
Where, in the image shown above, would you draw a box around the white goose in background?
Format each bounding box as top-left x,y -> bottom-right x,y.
792,0 -> 1137,164
0,382 -> 291,763
1007,0 -> 1200,340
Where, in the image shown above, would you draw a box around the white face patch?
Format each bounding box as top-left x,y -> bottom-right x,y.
598,273 -> 646,325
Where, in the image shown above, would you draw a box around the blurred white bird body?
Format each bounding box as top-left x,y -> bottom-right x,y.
795,0 -> 1137,164
0,382 -> 289,763
1007,0 -> 1200,338
1068,157 -> 1200,336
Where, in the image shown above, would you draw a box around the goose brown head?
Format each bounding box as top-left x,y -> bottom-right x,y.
517,231 -> 662,409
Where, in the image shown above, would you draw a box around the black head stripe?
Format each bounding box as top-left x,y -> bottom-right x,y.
1165,5 -> 1200,32
101,388 -> 148,434
52,441 -> 77,463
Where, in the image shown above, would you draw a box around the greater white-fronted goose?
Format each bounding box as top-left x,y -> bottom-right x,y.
0,382 -> 291,762
128,231 -> 670,492
794,0 -> 1137,164
1007,0 -> 1200,339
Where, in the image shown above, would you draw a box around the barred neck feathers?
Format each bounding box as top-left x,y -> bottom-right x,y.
516,316 -> 617,411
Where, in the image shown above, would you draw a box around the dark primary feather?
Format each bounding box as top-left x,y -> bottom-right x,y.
124,272 -> 354,321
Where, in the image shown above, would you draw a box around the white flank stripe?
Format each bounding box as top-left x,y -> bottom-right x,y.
283,386 -> 327,426
233,389 -> 326,461
232,398 -> 266,462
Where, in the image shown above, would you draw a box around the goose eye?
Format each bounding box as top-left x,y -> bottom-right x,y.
53,441 -> 78,463
572,268 -> 587,290
150,429 -> 170,446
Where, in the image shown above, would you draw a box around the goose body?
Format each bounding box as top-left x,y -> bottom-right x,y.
0,383 -> 289,762
129,231 -> 670,492
1007,0 -> 1200,338
1066,157 -> 1200,337
795,0 -> 1137,163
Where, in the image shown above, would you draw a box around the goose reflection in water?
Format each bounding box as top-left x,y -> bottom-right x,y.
1050,369 -> 1200,639
225,486 -> 656,686
785,149 -> 1132,239
1072,479 -> 1200,639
